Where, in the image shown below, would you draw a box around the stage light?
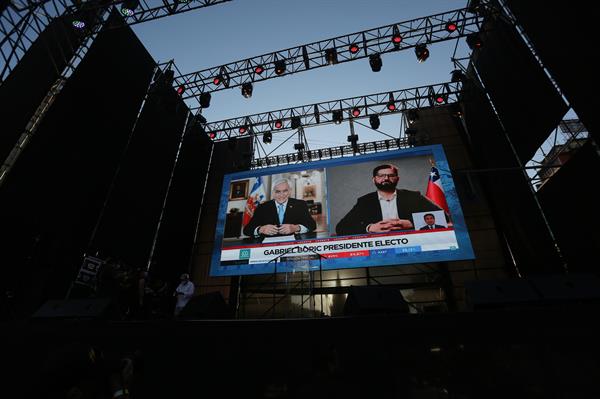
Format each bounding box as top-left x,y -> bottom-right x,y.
291,116 -> 301,129
263,132 -> 272,143
332,110 -> 343,124
392,25 -> 402,48
369,54 -> 382,72
466,32 -> 483,49
208,132 -> 216,139
325,48 -> 338,65
72,20 -> 86,29
213,75 -> 222,85
120,0 -> 139,16
176,85 -> 185,95
294,143 -> 305,151
351,107 -> 360,117
415,44 -> 429,63
369,114 -> 380,130
347,134 -> 359,144
274,60 -> 286,75
445,22 -> 458,32
407,109 -> 419,124
254,65 -> 265,74
274,119 -> 283,129
239,126 -> 248,134
434,93 -> 447,104
451,69 -> 465,82
199,92 -> 211,108
349,43 -> 360,54
386,93 -> 396,111
241,83 -> 253,98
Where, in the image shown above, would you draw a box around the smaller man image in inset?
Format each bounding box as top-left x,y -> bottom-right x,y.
419,212 -> 447,230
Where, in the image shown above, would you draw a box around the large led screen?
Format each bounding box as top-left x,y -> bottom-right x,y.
210,145 -> 474,276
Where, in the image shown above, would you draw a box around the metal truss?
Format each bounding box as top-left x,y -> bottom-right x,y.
203,81 -> 462,141
175,5 -> 493,104
1,0 -> 231,83
250,137 -> 411,169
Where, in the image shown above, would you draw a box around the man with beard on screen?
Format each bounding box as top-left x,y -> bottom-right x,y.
335,164 -> 442,236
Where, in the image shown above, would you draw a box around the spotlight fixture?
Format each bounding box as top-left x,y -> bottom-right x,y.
199,92 -> 211,108
369,53 -> 382,72
445,22 -> 458,32
176,85 -> 185,95
325,48 -> 338,65
332,110 -> 343,124
434,93 -> 447,104
241,82 -> 253,98
274,119 -> 283,129
392,25 -> 402,48
213,75 -> 222,85
72,20 -> 86,29
415,44 -> 429,63
451,69 -> 465,82
239,126 -> 248,134
386,93 -> 396,111
263,131 -> 272,144
369,114 -> 380,130
274,60 -> 286,75
291,116 -> 301,129
466,32 -> 483,49
294,143 -> 305,151
120,0 -> 139,16
407,109 -> 419,124
351,107 -> 360,117
349,43 -> 360,54
347,134 -> 359,144
254,65 -> 265,74
208,131 -> 216,139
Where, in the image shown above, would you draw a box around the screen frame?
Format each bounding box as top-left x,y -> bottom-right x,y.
209,144 -> 474,276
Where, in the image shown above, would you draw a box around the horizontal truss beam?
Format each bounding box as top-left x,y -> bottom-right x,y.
203,81 -> 461,141
175,5 -> 491,103
1,0 -> 230,83
250,137 -> 412,169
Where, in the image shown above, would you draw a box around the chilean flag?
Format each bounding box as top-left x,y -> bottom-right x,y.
243,177 -> 266,226
426,166 -> 449,213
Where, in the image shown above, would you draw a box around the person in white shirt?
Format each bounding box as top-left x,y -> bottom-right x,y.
173,273 -> 195,317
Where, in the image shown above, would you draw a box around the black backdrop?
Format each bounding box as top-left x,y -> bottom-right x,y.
0,13 -> 155,315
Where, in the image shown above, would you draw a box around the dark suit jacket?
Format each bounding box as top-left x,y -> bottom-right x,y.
335,189 -> 441,236
419,224 -> 446,230
243,198 -> 316,237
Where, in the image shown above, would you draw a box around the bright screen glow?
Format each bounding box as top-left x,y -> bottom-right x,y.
210,144 -> 474,276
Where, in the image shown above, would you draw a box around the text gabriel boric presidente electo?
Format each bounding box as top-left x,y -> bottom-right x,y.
263,238 -> 409,256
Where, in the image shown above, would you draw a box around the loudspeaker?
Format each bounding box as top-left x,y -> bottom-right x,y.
179,291 -> 231,319
343,286 -> 409,316
32,297 -> 114,319
464,279 -> 540,311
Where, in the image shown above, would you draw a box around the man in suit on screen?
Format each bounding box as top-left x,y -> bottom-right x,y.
243,179 -> 316,237
336,164 -> 441,236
